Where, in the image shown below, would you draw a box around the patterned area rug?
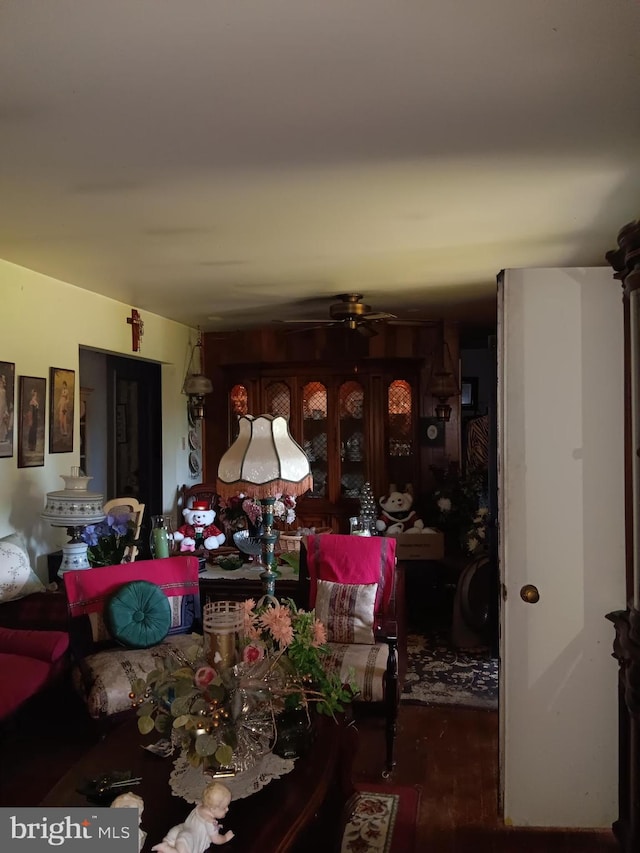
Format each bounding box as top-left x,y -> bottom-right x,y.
401,631 -> 499,710
341,784 -> 420,853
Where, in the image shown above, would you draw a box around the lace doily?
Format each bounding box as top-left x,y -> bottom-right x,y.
169,751 -> 295,804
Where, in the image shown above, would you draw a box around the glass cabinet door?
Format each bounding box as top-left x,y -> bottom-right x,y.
387,378 -> 414,488
338,379 -> 365,498
264,380 -> 291,420
302,381 -> 328,497
228,383 -> 248,440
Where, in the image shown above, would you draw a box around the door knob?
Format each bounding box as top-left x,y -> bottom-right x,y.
520,584 -> 540,604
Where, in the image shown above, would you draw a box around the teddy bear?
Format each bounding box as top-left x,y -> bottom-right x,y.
376,487 -> 426,536
173,501 -> 226,552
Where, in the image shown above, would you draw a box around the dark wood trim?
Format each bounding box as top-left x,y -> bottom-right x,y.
606,218 -> 640,853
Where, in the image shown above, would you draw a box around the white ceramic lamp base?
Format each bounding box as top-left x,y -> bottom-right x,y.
58,540 -> 91,576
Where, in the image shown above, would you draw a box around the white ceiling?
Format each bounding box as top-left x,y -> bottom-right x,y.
1,0 -> 639,332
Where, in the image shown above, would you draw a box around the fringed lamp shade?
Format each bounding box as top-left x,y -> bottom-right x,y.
216,414 -> 312,500
216,414 -> 312,599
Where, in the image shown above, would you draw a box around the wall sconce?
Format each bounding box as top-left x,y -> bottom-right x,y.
183,331 -> 213,421
429,340 -> 460,422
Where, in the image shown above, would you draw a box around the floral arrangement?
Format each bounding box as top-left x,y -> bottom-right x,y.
219,494 -> 297,534
131,598 -> 353,772
426,467 -> 489,556
239,597 -> 353,715
461,506 -> 490,555
80,512 -> 140,567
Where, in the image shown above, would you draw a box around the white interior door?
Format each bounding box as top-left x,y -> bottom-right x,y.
498,267 -> 626,827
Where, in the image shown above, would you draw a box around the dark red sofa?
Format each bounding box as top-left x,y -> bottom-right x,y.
0,625 -> 69,721
0,589 -> 70,721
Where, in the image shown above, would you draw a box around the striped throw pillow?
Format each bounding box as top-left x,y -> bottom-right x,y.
315,579 -> 377,644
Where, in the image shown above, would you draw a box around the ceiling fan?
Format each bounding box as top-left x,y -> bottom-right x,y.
277,293 -> 428,337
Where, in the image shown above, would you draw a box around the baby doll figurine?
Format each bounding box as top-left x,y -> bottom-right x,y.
110,791 -> 147,853
152,781 -> 234,853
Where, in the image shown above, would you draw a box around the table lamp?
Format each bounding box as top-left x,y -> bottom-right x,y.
42,467 -> 105,576
216,414 -> 312,597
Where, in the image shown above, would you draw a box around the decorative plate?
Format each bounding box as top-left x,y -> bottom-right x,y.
311,434 -> 327,461
345,431 -> 364,460
344,390 -> 363,418
306,390 -> 327,419
188,428 -> 200,451
188,451 -> 201,476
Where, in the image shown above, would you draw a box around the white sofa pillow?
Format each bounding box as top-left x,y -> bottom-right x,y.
0,532 -> 46,602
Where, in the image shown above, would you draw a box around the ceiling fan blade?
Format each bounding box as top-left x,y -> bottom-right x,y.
274,318 -> 336,325
362,311 -> 397,321
282,322 -> 339,334
387,318 -> 438,326
356,322 -> 378,338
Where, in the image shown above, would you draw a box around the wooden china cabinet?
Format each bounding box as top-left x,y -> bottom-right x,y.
606,219 -> 640,853
221,360 -> 421,532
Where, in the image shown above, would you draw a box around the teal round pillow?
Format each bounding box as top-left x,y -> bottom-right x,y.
106,580 -> 172,649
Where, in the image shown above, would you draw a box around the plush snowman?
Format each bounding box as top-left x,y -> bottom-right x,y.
173,501 -> 226,552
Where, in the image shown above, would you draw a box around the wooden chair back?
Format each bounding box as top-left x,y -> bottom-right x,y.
102,497 -> 145,562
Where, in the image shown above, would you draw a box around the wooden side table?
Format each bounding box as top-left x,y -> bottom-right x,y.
199,563 -> 304,607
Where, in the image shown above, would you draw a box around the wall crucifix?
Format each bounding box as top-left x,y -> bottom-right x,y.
127,309 -> 144,352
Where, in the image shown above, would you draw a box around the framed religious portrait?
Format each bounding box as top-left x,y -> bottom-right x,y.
0,361 -> 16,458
17,375 -> 46,468
49,367 -> 75,453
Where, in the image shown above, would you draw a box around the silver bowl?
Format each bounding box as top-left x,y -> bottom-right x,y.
233,529 -> 279,557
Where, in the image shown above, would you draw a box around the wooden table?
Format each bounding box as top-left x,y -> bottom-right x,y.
199,561 -> 304,607
40,714 -> 355,853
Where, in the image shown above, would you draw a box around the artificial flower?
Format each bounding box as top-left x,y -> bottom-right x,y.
194,666 -> 217,688
242,641 -> 266,665
81,513 -> 140,567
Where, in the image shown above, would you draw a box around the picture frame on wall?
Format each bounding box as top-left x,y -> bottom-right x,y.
0,361 -> 15,458
49,367 -> 75,453
18,375 -> 46,468
461,376 -> 478,410
420,416 -> 445,448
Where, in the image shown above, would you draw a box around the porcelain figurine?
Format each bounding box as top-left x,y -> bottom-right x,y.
152,781 -> 234,853
110,791 -> 147,853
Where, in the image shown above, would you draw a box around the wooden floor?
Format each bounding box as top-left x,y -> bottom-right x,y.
352,703 -> 618,852
0,680 -> 618,853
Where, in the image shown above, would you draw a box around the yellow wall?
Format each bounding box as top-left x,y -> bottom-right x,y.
1,259 -> 195,581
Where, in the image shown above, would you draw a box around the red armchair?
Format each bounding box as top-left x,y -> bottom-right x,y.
300,534 -> 406,774
0,625 -> 69,721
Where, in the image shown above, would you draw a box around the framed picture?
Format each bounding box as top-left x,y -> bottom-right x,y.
49,367 -> 75,453
420,416 -> 445,448
0,361 -> 15,458
461,376 -> 478,410
18,375 -> 46,468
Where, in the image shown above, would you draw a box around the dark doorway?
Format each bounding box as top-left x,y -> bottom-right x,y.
106,355 -> 162,521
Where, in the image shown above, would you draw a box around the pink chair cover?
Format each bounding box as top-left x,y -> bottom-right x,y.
304,534 -> 396,618
63,556 -> 200,618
